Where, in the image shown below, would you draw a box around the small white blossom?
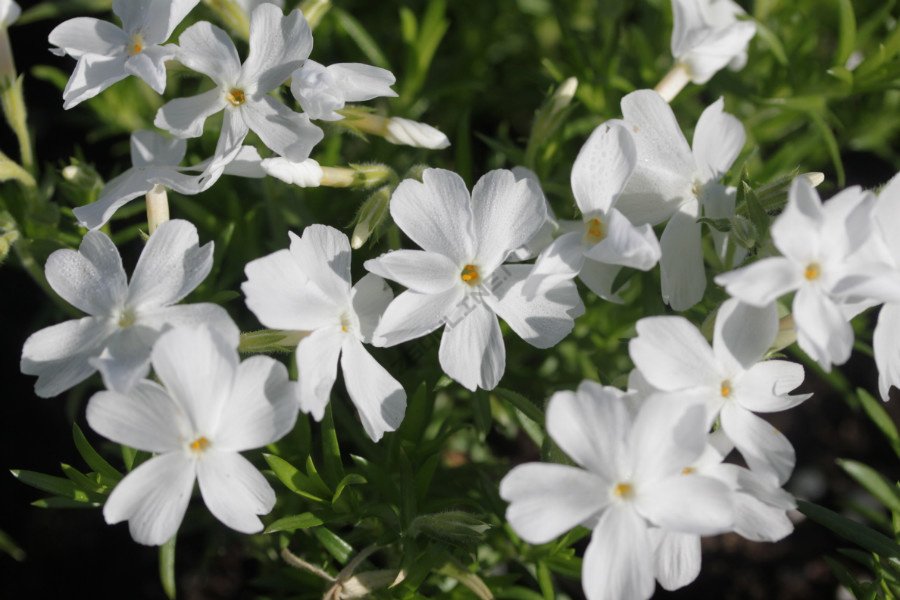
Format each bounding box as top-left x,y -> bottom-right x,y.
21,220 -> 238,396
365,168 -> 584,391
291,60 -> 397,121
87,325 -> 297,545
670,0 -> 756,84
49,0 -> 200,108
243,225 -> 405,441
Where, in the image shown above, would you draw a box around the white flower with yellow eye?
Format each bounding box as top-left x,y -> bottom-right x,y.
49,0 -> 200,108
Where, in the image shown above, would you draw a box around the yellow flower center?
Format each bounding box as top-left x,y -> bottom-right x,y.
613,482 -> 633,498
117,308 -> 136,328
681,467 -> 695,475
128,34 -> 144,56
461,264 -> 480,285
585,218 -> 606,242
189,436 -> 210,453
804,262 -> 821,280
226,88 -> 246,106
720,380 -> 732,398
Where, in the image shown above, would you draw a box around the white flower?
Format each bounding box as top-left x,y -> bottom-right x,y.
365,168 -> 584,391
291,59 -> 397,121
615,90 -> 746,310
671,0 -> 757,84
500,381 -> 734,600
155,4 -> 323,167
21,219 -> 238,397
72,130 -> 249,230
715,178 -> 878,370
49,0 -> 200,108
629,298 -> 810,484
242,225 -> 405,442
526,121 -> 661,302
86,325 -> 297,545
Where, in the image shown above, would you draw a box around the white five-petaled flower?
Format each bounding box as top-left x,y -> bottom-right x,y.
500,381 -> 734,600
364,168 -> 585,391
49,0 -> 200,108
291,59 -> 397,121
670,0 -> 757,84
614,89 -> 746,311
21,219 -> 238,396
242,225 -> 406,442
629,298 -> 810,484
155,3 -> 323,170
526,121 -> 661,302
87,325 -> 298,546
715,178 -> 878,371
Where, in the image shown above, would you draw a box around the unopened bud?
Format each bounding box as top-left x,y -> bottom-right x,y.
351,186 -> 391,248
383,117 -> 450,149
800,172 -> 825,188
262,157 -> 323,187
408,511 -> 490,546
350,162 -> 393,188
298,0 -> 331,29
61,162 -> 100,188
532,77 -> 577,140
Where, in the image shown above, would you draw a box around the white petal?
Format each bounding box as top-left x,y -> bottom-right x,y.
373,287 -> 463,347
438,302 -> 505,391
154,88 -> 227,138
241,95 -> 324,161
124,44 -> 172,94
328,63 -> 397,101
45,230 -> 127,315
364,250 -> 460,294
241,4 -> 312,94
679,22 -> 757,84
471,169 -> 547,273
732,360 -> 810,413
714,257 -> 802,307
138,303 -> 240,349
487,264 -> 584,349
86,380 -> 185,452
49,17 -> 128,58
660,198 -> 706,311
151,326 -> 239,435
713,297 -> 778,372
73,168 -> 155,230
637,474 -> 734,535
733,492 -> 793,542
721,403 -> 795,485
197,451 -> 275,534
340,338 -> 406,441
242,249 -> 339,331
770,178 -> 823,264
578,259 -> 626,303
499,463 -> 609,545
582,506 -> 655,600
875,173 -> 900,263
223,145 -> 266,178
290,60 -> 344,120
103,452 -> 195,546
62,53 -> 128,109
260,157 -> 323,186
793,285 -> 854,370
296,327 -> 343,421
692,97 -> 745,182
210,107 -> 251,169
127,219 -> 213,309
90,325 -> 154,393
546,382 -> 631,480
523,232 -> 585,299
670,0 -> 705,58
629,316 -> 720,392
571,121 -> 637,216
875,303 -> 900,401
214,356 -> 297,451
173,20 -> 241,84
390,168 -> 475,265
350,273 -> 393,343
288,225 -> 352,304
583,209 -> 661,270
652,530 -> 701,591
130,129 -> 186,167
629,396 -> 709,484
20,317 -> 114,397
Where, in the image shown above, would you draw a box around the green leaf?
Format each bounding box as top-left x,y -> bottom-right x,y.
332,8 -> 391,70
59,464 -> 107,499
31,497 -> 102,509
321,404 -> 344,487
537,560 -> 554,600
823,556 -> 871,600
472,388 -> 492,437
809,112 -> 845,188
311,526 -> 354,564
838,459 -> 900,515
72,423 -> 122,484
798,500 -> 900,559
493,388 -> 545,427
0,529 -> 25,561
121,446 -> 149,472
11,469 -> 83,499
835,0 -> 856,67
263,454 -> 328,503
856,388 -> 900,459
159,536 -> 176,600
332,473 -> 367,505
398,382 -> 432,445
264,512 -> 325,534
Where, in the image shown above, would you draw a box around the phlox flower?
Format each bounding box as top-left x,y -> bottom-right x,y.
715,177 -> 878,370
49,0 -> 200,108
670,0 -> 757,84
291,60 -> 397,121
242,225 -> 405,442
21,219 -> 238,396
364,168 -> 584,391
614,89 -> 746,310
500,381 -> 734,600
155,3 -> 323,169
527,121 -> 660,302
87,325 -> 297,545
629,298 -> 810,484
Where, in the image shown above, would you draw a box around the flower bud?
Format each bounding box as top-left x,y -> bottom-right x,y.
351,185 -> 391,248
383,117 -> 450,149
